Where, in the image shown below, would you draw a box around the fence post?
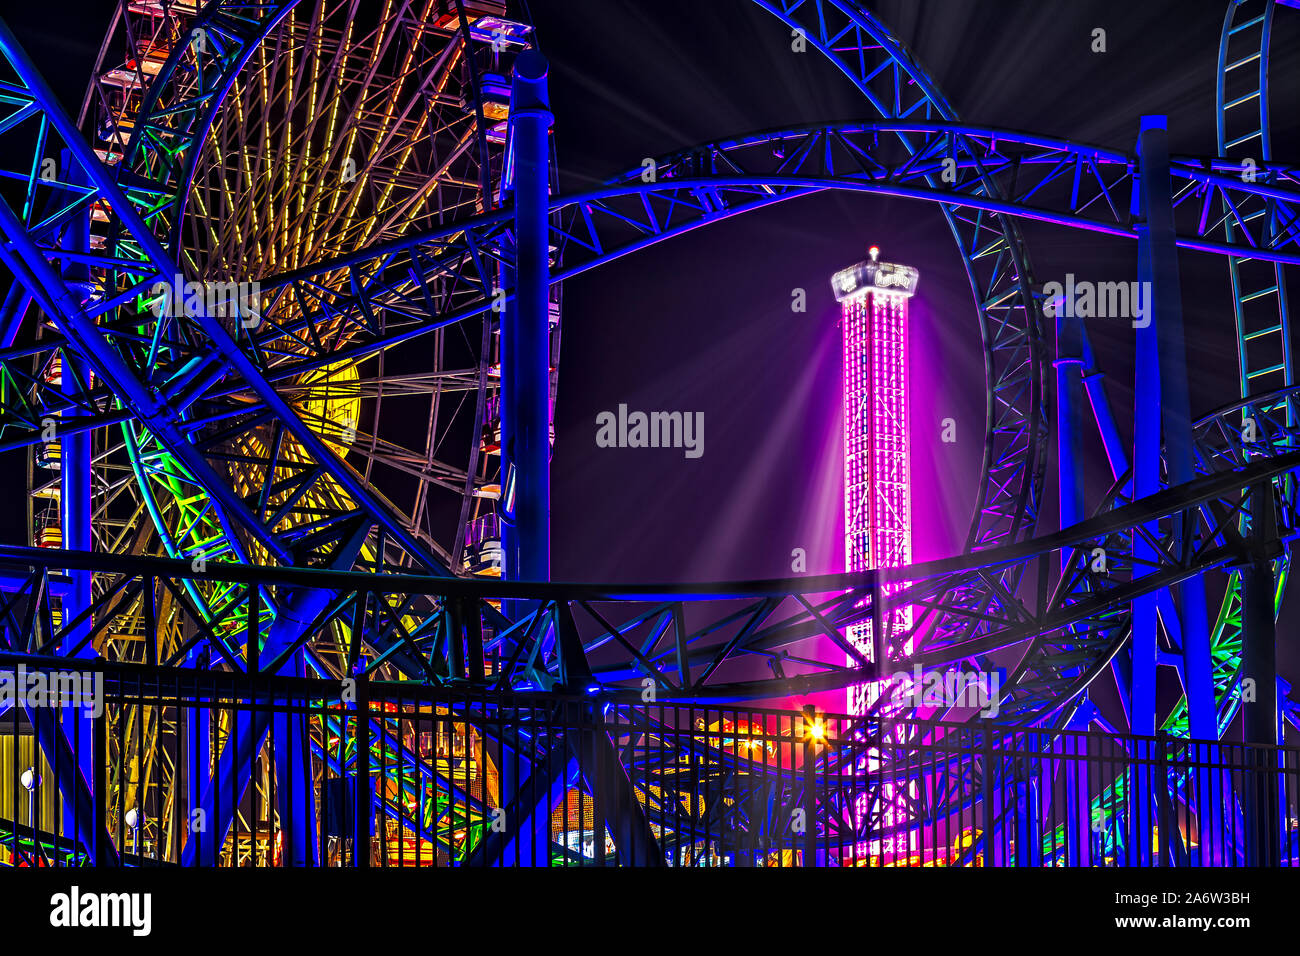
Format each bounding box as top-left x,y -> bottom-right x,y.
594,700 -> 607,867
982,720 -> 994,866
354,670 -> 370,867
1156,730 -> 1170,867
802,704 -> 817,867
94,689 -> 108,866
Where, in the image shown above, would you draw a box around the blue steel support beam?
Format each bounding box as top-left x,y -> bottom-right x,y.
1080,326 -> 1212,727
1131,116 -> 1167,866
0,277 -> 30,349
272,652 -> 318,867
0,154 -> 106,861
1132,118 -> 1166,742
180,584 -> 337,866
1055,293 -> 1094,865
1077,327 -> 1139,723
566,703 -> 664,867
22,698 -> 118,865
1078,331 -> 1130,492
0,18 -> 449,575
1135,116 -> 1217,865
1138,117 -> 1217,741
1056,307 -> 1087,542
56,151 -> 96,847
503,51 -> 553,585
0,201 -> 280,563
1129,119 -> 1218,726
467,748 -> 573,866
1241,480 -> 1281,863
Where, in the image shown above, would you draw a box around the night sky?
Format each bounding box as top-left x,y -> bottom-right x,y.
526,0 -> 1300,585
2,2 -> 1298,700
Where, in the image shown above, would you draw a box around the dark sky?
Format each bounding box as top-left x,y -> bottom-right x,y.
525,0 -> 1300,584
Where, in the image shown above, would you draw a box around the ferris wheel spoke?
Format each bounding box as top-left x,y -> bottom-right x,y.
5,22 -> 506,587
49,2 -> 522,642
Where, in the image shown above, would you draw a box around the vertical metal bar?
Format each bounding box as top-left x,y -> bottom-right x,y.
1157,730 -> 1170,866
803,704 -> 816,867
502,50 -> 553,584
115,682 -> 124,862
9,678 -> 17,862
134,671 -> 143,862
57,155 -> 97,847
355,670 -> 370,867
94,682 -> 107,865
1242,482 -> 1280,865
466,600 -> 485,683
1137,114 -> 1216,741
213,678 -> 223,866
191,680 -> 201,866
981,719 -> 993,866
702,704 -> 710,865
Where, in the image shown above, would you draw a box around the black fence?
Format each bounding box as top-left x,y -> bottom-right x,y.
1,657 -> 1296,866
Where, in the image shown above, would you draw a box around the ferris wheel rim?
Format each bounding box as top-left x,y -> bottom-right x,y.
82,0 -> 520,602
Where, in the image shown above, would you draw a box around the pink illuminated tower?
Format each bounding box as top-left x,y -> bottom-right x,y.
830,247 -> 919,716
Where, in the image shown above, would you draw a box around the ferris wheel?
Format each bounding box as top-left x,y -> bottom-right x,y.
4,0 -> 551,862
17,0 -> 556,674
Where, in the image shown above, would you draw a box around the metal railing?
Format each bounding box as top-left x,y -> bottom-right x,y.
0,656 -> 1295,866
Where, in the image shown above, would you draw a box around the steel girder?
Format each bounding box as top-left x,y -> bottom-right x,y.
10,23 -> 1300,694
1217,0 -> 1294,398
137,118 -> 1300,565
1137,388 -> 1300,739
0,17 -> 476,589
3,43 -> 1298,734
3,15 -> 1298,686
0,10 -> 508,865
229,123 -> 1300,361
0,0 -> 1294,863
2,385 -> 1299,724
85,120 -> 1290,676
4,5 -> 1052,709
3,434 -> 1298,861
1175,0 -> 1297,742
3,429 -> 1298,709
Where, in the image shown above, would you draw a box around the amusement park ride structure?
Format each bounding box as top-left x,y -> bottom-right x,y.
832,245 -> 918,718
0,0 -> 1296,866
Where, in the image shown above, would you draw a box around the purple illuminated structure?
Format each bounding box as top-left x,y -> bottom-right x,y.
831,247 -> 920,716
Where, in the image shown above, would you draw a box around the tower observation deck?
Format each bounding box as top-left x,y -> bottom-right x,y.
831,247 -> 920,715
